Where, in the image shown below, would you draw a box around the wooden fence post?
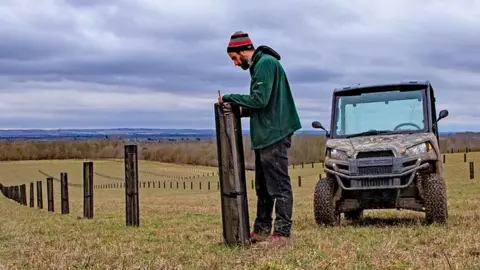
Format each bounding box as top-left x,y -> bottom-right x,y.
46,177 -> 54,212
469,161 -> 475,180
61,172 -> 70,215
14,185 -> 19,203
29,182 -> 34,207
83,161 -> 94,219
20,184 -> 27,206
125,144 -> 140,227
214,102 -> 250,246
36,180 -> 43,209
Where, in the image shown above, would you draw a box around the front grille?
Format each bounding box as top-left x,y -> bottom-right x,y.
358,166 -> 392,175
350,177 -> 401,188
357,151 -> 394,158
360,178 -> 394,187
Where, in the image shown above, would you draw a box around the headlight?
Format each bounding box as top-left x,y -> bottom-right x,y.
328,148 -> 348,160
405,143 -> 432,156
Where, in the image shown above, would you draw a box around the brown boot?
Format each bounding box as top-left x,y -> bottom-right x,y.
258,233 -> 291,248
250,231 -> 270,244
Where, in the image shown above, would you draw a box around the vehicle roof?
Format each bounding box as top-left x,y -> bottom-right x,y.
333,80 -> 431,94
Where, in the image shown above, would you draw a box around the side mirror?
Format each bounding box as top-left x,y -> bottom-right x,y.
312,121 -> 330,137
438,109 -> 449,121
312,121 -> 324,129
433,109 -> 449,126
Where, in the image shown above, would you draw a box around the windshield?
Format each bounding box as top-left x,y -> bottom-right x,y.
333,89 -> 426,137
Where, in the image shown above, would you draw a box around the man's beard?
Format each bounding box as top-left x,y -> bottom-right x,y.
239,56 -> 250,70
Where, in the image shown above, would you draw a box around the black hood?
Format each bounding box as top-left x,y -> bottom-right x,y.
253,45 -> 281,60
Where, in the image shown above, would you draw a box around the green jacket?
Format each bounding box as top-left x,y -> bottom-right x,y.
223,45 -> 302,150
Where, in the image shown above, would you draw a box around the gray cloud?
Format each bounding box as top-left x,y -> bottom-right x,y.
0,0 -> 479,130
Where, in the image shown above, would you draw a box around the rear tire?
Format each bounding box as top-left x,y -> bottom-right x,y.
313,177 -> 340,226
423,173 -> 448,224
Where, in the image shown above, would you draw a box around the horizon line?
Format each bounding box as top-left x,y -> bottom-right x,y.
0,127 -> 472,133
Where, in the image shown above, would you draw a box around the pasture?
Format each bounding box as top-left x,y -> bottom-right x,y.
0,152 -> 480,269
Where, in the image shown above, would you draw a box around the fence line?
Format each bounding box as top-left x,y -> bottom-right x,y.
0,150 -> 476,228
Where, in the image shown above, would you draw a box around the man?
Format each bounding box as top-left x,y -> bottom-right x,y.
218,31 -> 302,248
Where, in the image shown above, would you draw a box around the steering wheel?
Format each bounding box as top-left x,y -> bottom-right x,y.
393,122 -> 422,131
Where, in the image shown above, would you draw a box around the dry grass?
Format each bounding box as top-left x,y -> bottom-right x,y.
0,153 -> 480,269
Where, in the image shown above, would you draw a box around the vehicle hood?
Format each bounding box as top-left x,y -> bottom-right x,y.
326,132 -> 437,157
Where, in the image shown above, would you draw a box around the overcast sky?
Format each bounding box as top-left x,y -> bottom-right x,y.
0,0 -> 479,131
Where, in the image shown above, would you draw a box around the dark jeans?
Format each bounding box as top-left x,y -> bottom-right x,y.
253,135 -> 293,237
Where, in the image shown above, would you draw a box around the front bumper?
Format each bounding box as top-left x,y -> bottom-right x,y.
324,153 -> 434,190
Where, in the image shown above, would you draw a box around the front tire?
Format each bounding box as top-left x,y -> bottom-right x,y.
313,177 -> 340,226
423,173 -> 448,224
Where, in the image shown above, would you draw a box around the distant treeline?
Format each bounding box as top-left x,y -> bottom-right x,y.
0,133 -> 477,167
0,135 -> 324,167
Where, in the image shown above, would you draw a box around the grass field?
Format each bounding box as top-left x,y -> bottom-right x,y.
1,153 -> 480,269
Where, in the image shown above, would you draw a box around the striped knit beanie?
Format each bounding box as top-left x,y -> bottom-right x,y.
227,31 -> 254,53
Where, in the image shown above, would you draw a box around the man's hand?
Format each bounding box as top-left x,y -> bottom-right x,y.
218,95 -> 223,103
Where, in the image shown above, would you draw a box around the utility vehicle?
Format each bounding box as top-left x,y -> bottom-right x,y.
312,80 -> 449,225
